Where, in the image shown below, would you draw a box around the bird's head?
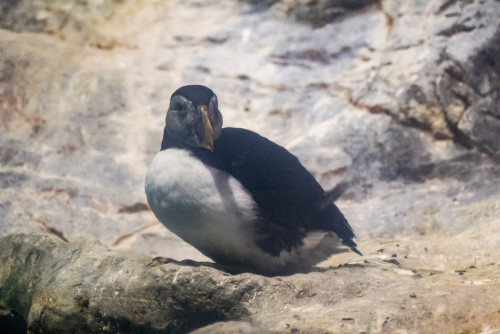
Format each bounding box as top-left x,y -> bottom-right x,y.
163,85 -> 223,151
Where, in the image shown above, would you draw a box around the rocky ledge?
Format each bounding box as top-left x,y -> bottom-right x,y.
1,233 -> 499,333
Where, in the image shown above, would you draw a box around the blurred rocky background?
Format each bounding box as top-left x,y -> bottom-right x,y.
0,0 -> 499,333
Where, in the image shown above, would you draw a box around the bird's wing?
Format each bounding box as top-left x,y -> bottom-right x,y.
193,127 -> 356,256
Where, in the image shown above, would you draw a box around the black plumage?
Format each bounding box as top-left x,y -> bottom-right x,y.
171,85 -> 215,107
161,118 -> 359,258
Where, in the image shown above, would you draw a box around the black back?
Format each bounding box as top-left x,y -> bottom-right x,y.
162,127 -> 357,256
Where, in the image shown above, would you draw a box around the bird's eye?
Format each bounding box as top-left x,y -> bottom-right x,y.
170,101 -> 187,118
177,107 -> 187,118
170,100 -> 180,110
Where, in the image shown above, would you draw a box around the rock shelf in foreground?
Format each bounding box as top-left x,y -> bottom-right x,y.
1,233 -> 499,333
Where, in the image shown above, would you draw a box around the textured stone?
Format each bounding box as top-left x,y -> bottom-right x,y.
360,0 -> 500,155
269,0 -> 380,28
1,0 -> 498,253
1,233 -> 500,333
191,321 -> 278,334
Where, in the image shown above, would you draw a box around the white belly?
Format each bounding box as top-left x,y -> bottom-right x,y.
145,149 -> 260,263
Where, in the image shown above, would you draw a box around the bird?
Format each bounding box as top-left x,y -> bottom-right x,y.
145,85 -> 360,276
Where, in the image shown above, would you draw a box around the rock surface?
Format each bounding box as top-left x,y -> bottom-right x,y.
0,0 -> 499,259
190,321 -> 279,334
0,0 -> 499,332
1,233 -> 500,333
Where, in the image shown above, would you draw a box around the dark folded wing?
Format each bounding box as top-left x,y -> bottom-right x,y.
193,127 -> 357,256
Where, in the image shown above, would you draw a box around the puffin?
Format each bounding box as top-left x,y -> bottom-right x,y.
145,85 -> 360,276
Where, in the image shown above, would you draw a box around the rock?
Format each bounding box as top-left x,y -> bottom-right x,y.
268,0 -> 381,28
356,0 -> 500,157
0,234 -> 250,333
191,321 -> 278,334
1,233 -> 500,333
0,0 -> 135,48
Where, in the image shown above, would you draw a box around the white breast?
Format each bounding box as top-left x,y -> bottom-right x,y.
145,149 -> 260,263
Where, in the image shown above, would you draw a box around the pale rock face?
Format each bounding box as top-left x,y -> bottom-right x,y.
0,0 -> 498,259
0,0 -> 500,331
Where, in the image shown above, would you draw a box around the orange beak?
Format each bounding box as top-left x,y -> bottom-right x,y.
200,106 -> 214,151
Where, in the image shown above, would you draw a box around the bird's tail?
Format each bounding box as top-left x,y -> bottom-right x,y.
319,181 -> 349,209
319,181 -> 363,256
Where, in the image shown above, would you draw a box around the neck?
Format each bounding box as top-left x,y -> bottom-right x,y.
161,127 -> 186,151
161,127 -> 224,170
160,127 -> 212,154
